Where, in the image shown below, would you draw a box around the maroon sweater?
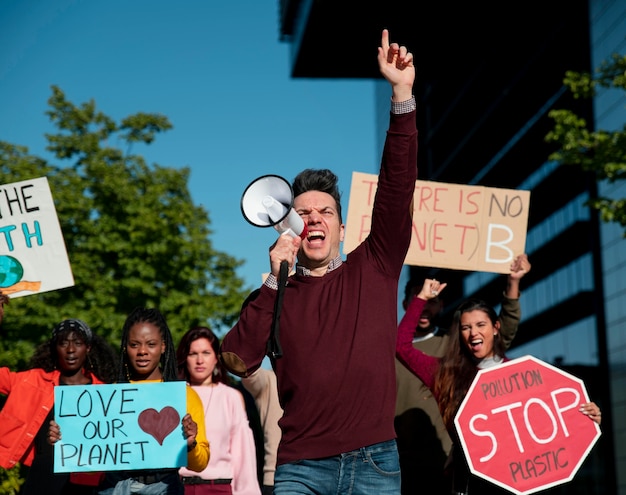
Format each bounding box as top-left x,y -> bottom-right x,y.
221,110 -> 417,465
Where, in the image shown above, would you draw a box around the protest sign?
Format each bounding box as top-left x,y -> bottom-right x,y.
343,172 -> 530,274
0,176 -> 74,297
54,382 -> 187,472
454,355 -> 601,494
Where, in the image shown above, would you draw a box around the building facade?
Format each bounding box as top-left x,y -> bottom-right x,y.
278,0 -> 625,492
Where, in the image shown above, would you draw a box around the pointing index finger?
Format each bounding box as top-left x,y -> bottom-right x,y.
381,29 -> 389,50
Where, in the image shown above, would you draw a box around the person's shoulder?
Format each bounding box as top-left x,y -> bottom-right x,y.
28,367 -> 59,381
240,367 -> 276,397
186,383 -> 203,401
432,327 -> 451,339
0,366 -> 20,377
217,382 -> 251,413
0,367 -> 52,380
88,371 -> 107,384
414,331 -> 449,354
244,367 -> 274,380
220,382 -> 246,399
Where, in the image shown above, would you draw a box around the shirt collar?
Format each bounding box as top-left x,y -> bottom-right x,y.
477,355 -> 504,369
296,256 -> 343,276
412,326 -> 441,343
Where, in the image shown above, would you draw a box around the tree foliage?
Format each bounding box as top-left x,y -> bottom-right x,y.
546,53 -> 626,234
0,462 -> 23,495
0,85 -> 250,356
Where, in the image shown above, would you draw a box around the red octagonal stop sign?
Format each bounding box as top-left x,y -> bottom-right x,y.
454,355 -> 601,494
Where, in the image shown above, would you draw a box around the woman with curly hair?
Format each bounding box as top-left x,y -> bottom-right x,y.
0,301 -> 118,494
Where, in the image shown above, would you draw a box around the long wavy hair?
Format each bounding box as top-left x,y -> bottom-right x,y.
30,319 -> 118,383
434,299 -> 505,431
176,326 -> 231,386
117,307 -> 179,383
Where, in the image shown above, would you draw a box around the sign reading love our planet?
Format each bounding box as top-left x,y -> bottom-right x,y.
0,176 -> 74,298
343,172 -> 530,274
53,382 -> 187,472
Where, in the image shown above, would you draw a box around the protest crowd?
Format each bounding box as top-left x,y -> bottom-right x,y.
0,29 -> 603,495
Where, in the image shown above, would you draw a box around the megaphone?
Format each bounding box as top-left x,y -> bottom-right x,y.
241,174 -> 308,239
241,174 -> 302,361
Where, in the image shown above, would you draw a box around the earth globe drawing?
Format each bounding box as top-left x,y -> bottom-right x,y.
0,255 -> 24,288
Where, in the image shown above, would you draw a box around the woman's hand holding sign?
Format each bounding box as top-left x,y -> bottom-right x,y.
182,413 -> 199,451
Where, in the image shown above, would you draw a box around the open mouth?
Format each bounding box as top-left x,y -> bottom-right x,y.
307,230 -> 326,244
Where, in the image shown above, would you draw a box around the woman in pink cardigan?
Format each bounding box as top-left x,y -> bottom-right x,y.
177,326 -> 261,495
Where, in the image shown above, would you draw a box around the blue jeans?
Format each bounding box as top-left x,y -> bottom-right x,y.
274,439 -> 400,495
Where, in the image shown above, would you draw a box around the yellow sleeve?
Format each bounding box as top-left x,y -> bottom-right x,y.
185,385 -> 210,471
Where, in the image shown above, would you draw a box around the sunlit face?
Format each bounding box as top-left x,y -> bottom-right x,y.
294,191 -> 345,272
186,337 -> 218,386
56,331 -> 90,374
126,322 -> 165,381
460,309 -> 500,360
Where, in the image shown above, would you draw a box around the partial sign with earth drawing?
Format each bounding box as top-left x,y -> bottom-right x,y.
454,355 -> 601,495
0,176 -> 74,297
54,382 -> 187,472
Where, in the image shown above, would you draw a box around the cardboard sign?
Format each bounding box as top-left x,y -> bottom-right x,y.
454,355 -> 601,494
343,172 -> 530,274
54,382 -> 187,473
0,177 -> 74,297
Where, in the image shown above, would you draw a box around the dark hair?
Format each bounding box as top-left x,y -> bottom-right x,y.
118,307 -> 178,383
29,320 -> 118,383
434,299 -> 504,430
292,169 -> 342,222
176,326 -> 230,385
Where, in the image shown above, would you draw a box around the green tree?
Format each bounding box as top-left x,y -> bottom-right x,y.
0,85 -> 250,355
546,53 -> 626,234
0,463 -> 23,495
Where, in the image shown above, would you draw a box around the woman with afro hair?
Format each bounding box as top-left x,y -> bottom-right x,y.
0,293 -> 118,494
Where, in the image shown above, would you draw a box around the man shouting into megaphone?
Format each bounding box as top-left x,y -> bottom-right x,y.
220,28 -> 418,495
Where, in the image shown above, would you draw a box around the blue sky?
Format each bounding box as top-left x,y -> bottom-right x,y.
0,0 -> 379,293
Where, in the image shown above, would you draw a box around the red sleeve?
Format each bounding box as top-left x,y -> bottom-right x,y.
396,297 -> 440,389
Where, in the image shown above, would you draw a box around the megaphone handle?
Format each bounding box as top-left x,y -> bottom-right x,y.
268,260 -> 289,359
